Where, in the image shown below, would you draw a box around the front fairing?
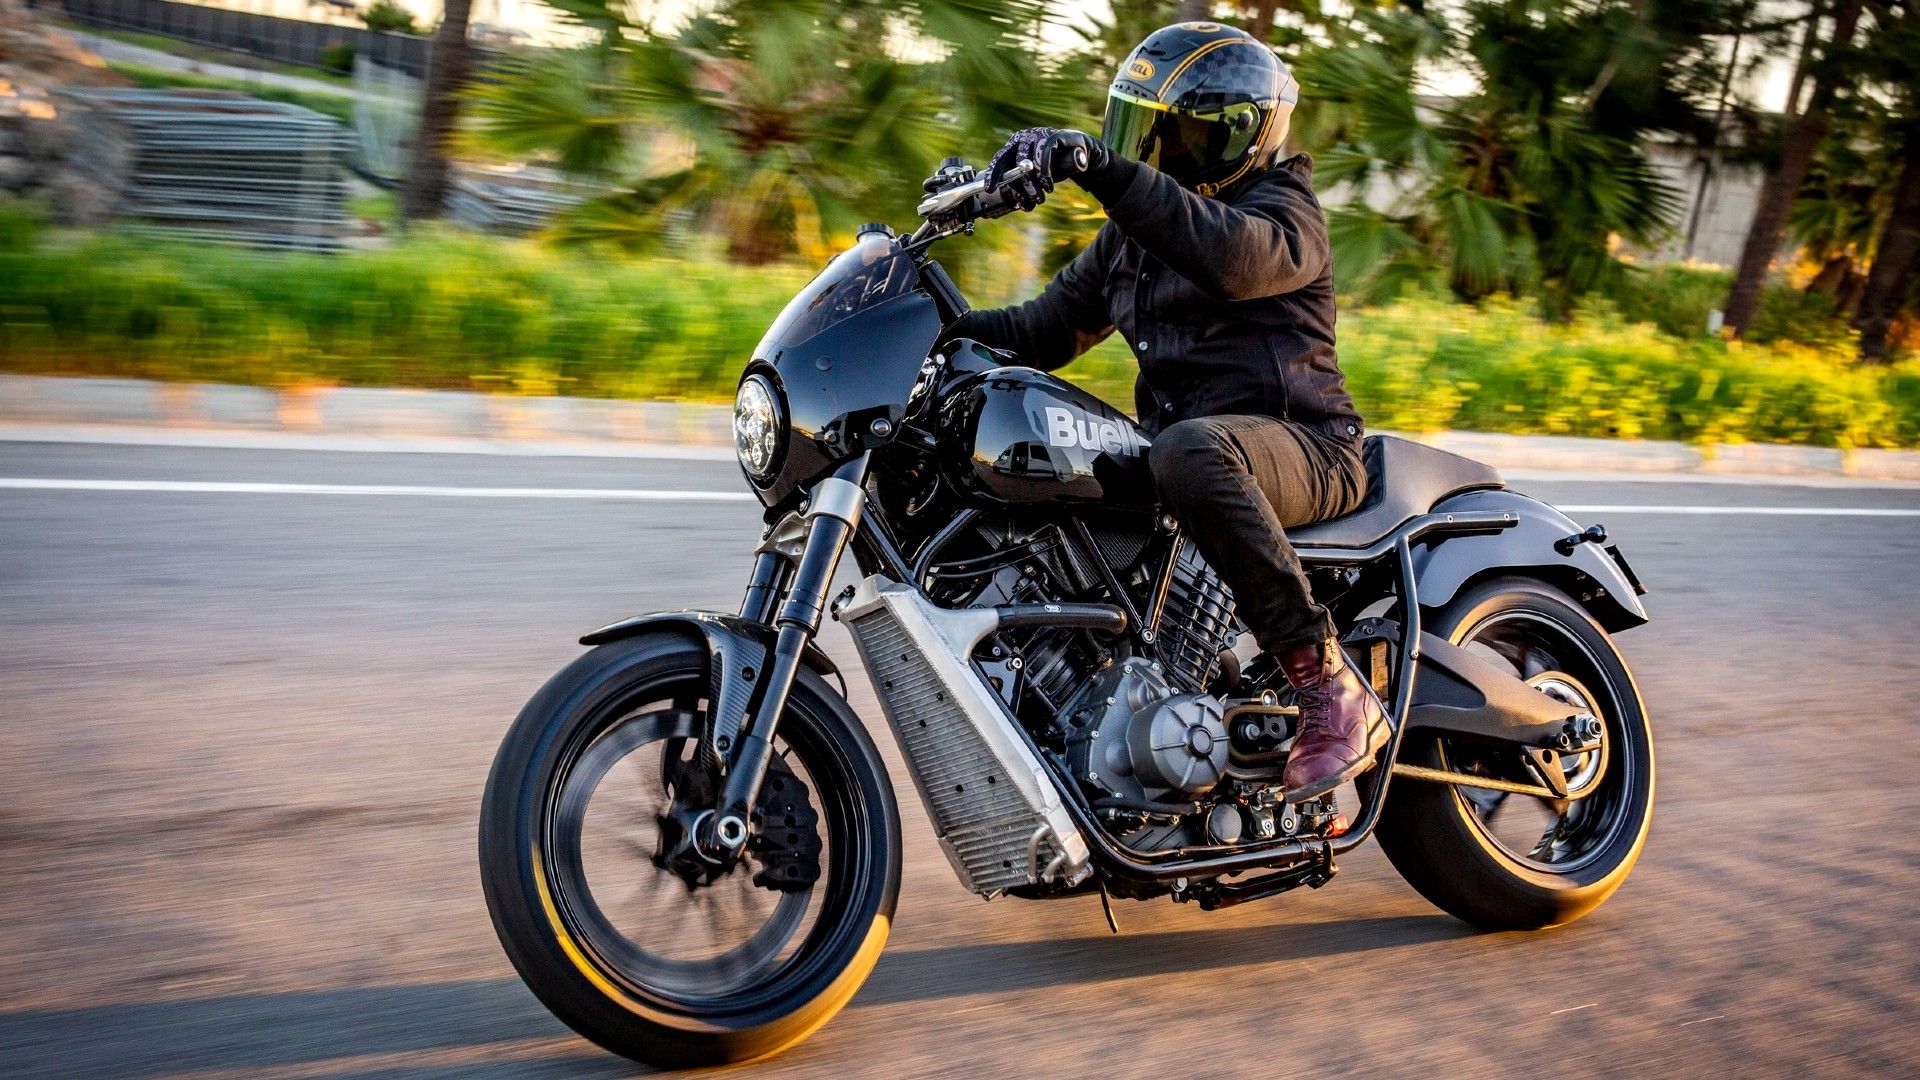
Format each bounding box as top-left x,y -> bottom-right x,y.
748,237 -> 944,507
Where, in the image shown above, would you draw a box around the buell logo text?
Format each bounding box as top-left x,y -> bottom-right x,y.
1044,406 -> 1146,457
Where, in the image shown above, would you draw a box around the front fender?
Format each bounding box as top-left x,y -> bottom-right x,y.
580,611 -> 843,749
1416,489 -> 1648,632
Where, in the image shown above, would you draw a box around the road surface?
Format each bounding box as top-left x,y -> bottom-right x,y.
2,434 -> 1917,1078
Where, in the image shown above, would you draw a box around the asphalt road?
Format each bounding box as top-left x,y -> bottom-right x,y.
3,436 -> 1918,1079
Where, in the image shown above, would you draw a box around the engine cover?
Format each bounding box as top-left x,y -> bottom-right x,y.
1063,657 -> 1229,801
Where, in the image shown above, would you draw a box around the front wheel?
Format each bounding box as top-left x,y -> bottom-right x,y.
479,632 -> 900,1067
1374,576 -> 1654,930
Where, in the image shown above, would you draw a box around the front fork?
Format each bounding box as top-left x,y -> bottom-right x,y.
703,453 -> 869,858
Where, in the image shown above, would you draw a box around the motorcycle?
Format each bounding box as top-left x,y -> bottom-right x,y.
479,154 -> 1655,1067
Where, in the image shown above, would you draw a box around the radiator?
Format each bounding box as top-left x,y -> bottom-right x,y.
838,577 -> 1090,897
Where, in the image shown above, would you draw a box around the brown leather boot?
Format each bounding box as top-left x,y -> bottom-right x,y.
1279,637 -> 1388,804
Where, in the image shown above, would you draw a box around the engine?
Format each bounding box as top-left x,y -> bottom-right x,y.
925,516 -> 1259,853
1060,657 -> 1228,803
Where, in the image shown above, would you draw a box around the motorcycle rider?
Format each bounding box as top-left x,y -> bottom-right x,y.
946,21 -> 1383,804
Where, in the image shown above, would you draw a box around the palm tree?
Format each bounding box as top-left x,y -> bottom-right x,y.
1297,3 -> 1692,313
1848,0 -> 1920,362
402,0 -> 475,222
1722,0 -> 1865,335
467,0 -> 1081,262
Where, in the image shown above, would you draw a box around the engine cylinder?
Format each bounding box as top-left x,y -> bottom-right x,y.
1154,539 -> 1237,692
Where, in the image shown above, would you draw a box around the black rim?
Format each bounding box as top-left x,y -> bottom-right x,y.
1442,607 -> 1638,875
539,661 -> 873,1014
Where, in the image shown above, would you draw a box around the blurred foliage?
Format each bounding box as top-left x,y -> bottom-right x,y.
106,62 -> 357,124
465,0 -> 1087,263
318,41 -> 356,75
1290,2 -> 1716,313
1789,2 -> 1920,326
360,0 -> 418,35
460,0 -> 1802,322
1599,263 -> 1856,349
4,209 -> 1913,448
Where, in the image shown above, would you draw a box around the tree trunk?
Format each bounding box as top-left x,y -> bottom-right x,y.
1247,1 -> 1280,39
1176,0 -> 1211,20
401,0 -> 474,223
1806,253 -> 1855,296
1723,0 -> 1863,335
1784,0 -> 1825,117
1684,16 -> 1745,261
1854,136 -> 1920,361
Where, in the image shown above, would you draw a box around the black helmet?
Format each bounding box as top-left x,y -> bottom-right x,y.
1102,22 -> 1299,196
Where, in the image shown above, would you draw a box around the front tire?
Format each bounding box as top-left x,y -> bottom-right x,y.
479,632 -> 901,1067
1374,577 -> 1654,930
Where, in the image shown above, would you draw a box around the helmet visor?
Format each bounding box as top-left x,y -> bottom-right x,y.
1101,89 -> 1265,180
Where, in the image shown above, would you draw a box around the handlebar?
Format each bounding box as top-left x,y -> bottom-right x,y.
905,143 -> 1091,252
914,160 -> 1034,221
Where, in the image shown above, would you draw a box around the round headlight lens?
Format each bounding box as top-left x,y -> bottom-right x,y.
733,374 -> 782,482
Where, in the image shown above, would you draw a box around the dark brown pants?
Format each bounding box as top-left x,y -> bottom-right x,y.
1149,415 -> 1368,653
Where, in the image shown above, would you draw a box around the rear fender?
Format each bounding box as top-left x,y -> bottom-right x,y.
1416,489 -> 1648,632
580,611 -> 843,752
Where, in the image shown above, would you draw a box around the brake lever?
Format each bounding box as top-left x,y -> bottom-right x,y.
914,160 -> 1035,220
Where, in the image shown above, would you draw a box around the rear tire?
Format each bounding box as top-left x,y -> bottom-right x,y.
480,632 -> 901,1066
1373,577 -> 1654,930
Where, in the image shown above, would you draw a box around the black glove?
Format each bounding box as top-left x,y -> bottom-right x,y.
982,128 -> 1108,212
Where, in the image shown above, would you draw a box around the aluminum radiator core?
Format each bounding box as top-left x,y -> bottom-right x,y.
837,576 -> 1091,897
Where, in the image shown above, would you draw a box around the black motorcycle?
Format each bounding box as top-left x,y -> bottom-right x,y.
479,155 -> 1655,1067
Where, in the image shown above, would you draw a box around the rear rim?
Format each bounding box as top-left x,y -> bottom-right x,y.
540,665 -> 867,1014
1442,607 -> 1637,875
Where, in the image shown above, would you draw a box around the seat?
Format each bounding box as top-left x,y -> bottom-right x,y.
1289,436 -> 1505,549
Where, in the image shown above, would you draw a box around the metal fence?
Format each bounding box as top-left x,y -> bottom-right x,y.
350,55 -> 417,180
58,87 -> 353,251
30,0 -> 430,76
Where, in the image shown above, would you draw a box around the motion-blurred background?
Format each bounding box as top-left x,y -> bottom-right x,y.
2,0 -> 1917,443
3,3 -> 1920,1078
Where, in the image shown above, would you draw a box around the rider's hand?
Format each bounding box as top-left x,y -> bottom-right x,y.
983,128 -> 1109,212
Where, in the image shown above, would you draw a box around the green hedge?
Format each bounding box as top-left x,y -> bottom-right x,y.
2,216 -> 1915,448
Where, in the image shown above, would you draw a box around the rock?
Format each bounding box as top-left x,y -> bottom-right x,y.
38,168 -> 116,223
0,0 -> 127,87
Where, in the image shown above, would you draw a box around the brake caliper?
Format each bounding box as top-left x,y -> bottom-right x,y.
748,756 -> 822,893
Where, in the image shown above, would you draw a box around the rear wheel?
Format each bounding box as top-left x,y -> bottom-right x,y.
1374,577 -> 1654,929
480,633 -> 900,1066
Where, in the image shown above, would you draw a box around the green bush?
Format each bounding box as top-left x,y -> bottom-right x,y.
360,0 -> 417,34
1,215 -> 1914,448
1600,263 -> 1855,349
319,42 -> 356,75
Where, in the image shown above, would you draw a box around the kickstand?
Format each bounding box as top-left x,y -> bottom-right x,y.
1098,880 -> 1120,934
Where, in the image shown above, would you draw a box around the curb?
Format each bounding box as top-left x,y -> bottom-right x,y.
4,374 -> 1918,482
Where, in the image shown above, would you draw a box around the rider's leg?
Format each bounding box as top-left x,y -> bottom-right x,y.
1150,415 -> 1384,803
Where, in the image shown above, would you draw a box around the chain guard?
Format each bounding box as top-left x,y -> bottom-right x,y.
748,756 -> 823,893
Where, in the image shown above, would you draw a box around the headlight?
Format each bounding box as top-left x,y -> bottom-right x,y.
733,373 -> 783,482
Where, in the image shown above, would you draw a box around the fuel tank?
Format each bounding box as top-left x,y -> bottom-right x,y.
936,365 -> 1157,506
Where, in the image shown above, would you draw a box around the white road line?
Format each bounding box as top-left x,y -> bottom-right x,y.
0,424 -> 736,461
6,426 -> 1917,488
0,478 -> 757,501
1559,505 -> 1920,516
2,480 -> 1914,516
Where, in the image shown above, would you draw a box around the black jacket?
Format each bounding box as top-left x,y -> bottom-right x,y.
947,152 -> 1362,439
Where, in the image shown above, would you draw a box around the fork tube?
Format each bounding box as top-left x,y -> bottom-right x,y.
711,454 -> 870,852
739,551 -> 789,624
